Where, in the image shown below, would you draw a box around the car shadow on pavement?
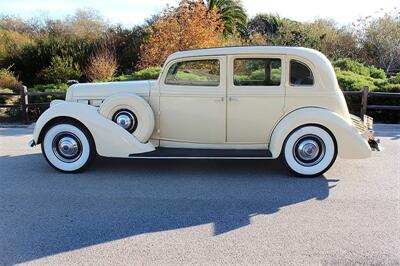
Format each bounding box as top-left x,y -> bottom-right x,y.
0,153 -> 338,264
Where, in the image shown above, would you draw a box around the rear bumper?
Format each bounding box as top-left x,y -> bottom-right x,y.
28,139 -> 36,147
351,114 -> 381,151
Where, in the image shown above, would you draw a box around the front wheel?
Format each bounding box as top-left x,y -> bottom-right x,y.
41,122 -> 96,173
282,125 -> 337,177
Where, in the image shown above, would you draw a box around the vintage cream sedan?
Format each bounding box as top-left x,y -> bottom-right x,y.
30,46 -> 379,176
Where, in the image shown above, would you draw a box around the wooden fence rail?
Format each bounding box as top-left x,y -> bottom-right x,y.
0,85 -> 399,123
343,86 -> 400,118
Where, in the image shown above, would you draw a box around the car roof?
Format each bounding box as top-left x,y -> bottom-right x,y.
167,46 -> 324,61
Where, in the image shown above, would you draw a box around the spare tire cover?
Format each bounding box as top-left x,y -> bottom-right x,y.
99,93 -> 155,143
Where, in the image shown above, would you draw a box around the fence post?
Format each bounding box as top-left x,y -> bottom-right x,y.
360,86 -> 369,118
20,86 -> 29,124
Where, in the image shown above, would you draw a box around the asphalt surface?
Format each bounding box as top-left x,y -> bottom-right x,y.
0,124 -> 399,265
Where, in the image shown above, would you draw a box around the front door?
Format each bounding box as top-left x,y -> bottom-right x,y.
159,56 -> 226,143
226,55 -> 286,143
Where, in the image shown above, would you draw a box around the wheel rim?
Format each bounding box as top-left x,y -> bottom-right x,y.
293,135 -> 325,167
113,110 -> 137,133
52,132 -> 82,163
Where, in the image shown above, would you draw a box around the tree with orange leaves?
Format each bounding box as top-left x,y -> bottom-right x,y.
138,0 -> 224,68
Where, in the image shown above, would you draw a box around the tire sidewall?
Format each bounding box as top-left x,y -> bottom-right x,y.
283,125 -> 337,177
42,123 -> 94,173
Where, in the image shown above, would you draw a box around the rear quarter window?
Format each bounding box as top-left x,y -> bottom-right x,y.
290,60 -> 314,86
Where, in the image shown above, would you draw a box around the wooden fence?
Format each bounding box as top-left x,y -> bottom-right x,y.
0,85 -> 399,123
343,86 -> 400,117
0,86 -> 65,123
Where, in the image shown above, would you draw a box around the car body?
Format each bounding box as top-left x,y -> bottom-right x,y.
30,46 -> 379,176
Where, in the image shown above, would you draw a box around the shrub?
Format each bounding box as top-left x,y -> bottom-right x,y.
0,68 -> 23,92
29,84 -> 69,112
379,83 -> 400,92
85,45 -> 118,81
0,88 -> 16,104
39,56 -> 81,84
2,37 -> 97,86
130,67 -> 161,80
110,67 -> 161,81
31,83 -> 69,92
335,69 -> 378,91
388,73 -> 400,84
368,66 -> 386,79
333,58 -> 370,76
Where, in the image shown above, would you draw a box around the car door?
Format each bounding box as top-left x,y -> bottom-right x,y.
159,56 -> 227,143
226,55 -> 286,143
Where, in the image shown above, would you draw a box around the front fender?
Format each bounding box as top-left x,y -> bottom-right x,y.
33,101 -> 154,157
268,108 -> 371,159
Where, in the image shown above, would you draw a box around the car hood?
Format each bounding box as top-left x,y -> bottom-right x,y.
65,80 -> 157,102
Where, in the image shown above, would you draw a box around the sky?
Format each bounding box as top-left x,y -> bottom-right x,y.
0,0 -> 398,26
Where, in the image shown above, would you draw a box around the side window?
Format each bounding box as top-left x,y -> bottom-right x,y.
165,59 -> 220,86
290,60 -> 314,86
233,58 -> 281,86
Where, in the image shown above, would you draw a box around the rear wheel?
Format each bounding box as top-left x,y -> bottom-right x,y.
41,122 -> 95,173
282,125 -> 337,177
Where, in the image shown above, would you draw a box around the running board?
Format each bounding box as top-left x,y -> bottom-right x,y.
129,148 -> 272,159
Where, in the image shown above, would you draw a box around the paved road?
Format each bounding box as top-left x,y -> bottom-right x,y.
0,125 -> 399,265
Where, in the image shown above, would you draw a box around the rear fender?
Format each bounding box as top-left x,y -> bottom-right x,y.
268,107 -> 371,159
33,101 -> 154,157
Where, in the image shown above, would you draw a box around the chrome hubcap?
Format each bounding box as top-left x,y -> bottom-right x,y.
293,135 -> 325,166
113,110 -> 136,132
116,114 -> 132,129
52,132 -> 82,163
58,137 -> 79,157
297,140 -> 319,160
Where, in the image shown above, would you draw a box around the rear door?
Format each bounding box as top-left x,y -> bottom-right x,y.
226,55 -> 286,143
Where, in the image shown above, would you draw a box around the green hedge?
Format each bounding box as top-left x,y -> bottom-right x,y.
333,58 -> 386,79
110,67 -> 161,81
332,58 -> 399,122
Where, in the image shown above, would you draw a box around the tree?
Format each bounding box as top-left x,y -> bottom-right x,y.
45,8 -> 107,39
357,14 -> 400,74
272,20 -> 322,48
107,25 -> 147,73
204,0 -> 247,36
247,14 -> 289,41
138,0 -> 224,68
269,18 -> 358,60
303,19 -> 358,60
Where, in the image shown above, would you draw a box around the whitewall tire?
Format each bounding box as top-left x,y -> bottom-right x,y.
282,125 -> 337,177
41,122 -> 95,173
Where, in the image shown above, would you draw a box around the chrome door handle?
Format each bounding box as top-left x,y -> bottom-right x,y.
214,97 -> 225,102
229,96 -> 239,101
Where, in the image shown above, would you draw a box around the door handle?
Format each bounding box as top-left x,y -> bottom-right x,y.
229,96 -> 239,102
214,97 -> 225,102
